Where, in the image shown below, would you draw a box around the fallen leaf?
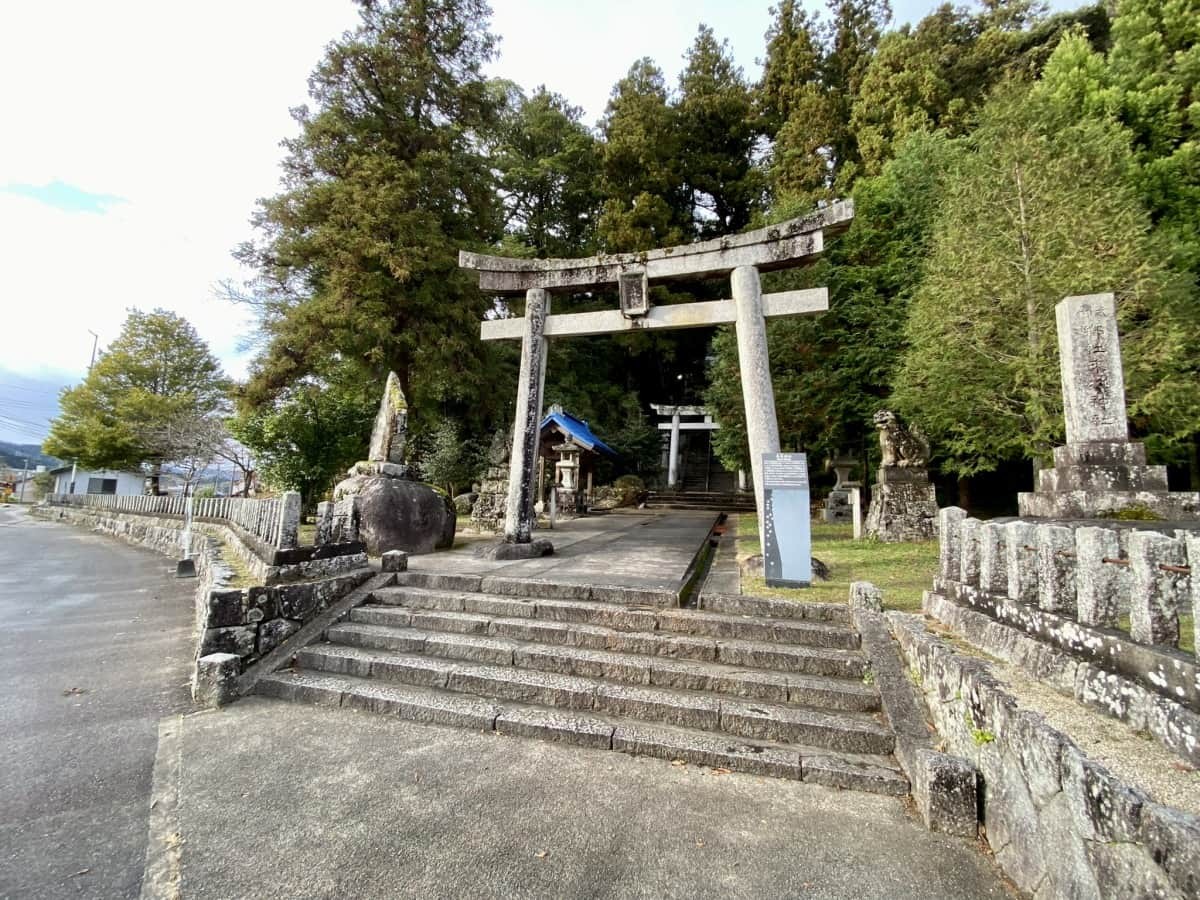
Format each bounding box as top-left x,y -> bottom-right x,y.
62,687 -> 88,696
67,869 -> 90,878
695,840 -> 705,848
670,759 -> 688,768
710,767 -> 733,776
535,851 -> 549,859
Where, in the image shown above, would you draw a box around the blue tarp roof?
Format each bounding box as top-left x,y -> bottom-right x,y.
540,409 -> 618,458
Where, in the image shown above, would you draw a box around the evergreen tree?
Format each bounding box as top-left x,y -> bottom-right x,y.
229,369 -> 375,510
850,2 -> 1115,177
232,0 -> 504,427
597,58 -> 690,251
494,87 -> 602,257
759,0 -> 891,202
892,79 -> 1193,474
705,131 -> 957,472
677,25 -> 764,234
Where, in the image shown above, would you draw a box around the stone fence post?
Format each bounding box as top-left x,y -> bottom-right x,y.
1074,527 -> 1124,628
959,518 -> 981,586
1004,522 -> 1038,604
1036,524 -> 1076,615
1128,531 -> 1184,647
938,507 -> 967,581
276,491 -> 302,549
979,522 -> 1008,595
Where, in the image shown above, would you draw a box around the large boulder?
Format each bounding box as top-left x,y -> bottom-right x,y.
335,474 -> 455,555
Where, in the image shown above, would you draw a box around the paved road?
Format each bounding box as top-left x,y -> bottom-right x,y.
164,698 -> 1014,900
0,505 -> 194,899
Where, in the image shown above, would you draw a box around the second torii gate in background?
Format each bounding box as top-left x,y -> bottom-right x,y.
459,201 -> 854,557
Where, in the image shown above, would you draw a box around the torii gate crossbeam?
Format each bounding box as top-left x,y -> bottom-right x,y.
459,201 -> 854,557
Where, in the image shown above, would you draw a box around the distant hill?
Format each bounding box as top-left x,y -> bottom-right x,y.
0,441 -> 61,471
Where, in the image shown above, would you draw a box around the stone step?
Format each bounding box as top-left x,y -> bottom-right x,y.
339,610 -> 866,679
369,586 -> 859,649
301,638 -> 878,723
387,571 -> 678,607
698,592 -> 851,626
256,669 -> 907,795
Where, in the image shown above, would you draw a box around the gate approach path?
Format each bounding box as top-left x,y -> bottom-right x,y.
0,505 -> 194,899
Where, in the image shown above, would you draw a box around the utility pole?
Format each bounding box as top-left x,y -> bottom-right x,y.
18,457 -> 28,503
88,330 -> 99,371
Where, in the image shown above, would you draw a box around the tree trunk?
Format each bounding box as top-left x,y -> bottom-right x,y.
957,476 -> 971,511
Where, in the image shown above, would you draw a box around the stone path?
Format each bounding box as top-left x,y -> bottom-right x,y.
411,509 -> 718,592
0,505 -> 193,899
157,696 -> 1013,899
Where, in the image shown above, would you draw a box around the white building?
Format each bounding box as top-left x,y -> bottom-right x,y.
49,465 -> 144,496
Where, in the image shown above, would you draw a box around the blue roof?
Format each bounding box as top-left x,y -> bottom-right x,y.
540,409 -> 618,458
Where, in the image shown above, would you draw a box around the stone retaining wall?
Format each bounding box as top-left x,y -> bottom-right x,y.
890,613 -> 1199,899
33,504 -> 371,701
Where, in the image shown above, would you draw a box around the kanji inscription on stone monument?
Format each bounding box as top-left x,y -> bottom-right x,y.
1056,293 -> 1127,444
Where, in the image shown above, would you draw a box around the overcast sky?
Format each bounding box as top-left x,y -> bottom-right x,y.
0,0 -> 1079,445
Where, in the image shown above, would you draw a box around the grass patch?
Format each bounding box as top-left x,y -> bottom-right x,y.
735,514 -> 936,611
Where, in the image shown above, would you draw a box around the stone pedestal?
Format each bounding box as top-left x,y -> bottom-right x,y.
865,467 -> 938,542
1018,294 -> 1199,519
823,454 -> 860,524
1018,440 -> 1199,518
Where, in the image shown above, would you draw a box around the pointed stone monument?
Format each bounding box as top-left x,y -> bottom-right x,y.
331,372 -> 456,555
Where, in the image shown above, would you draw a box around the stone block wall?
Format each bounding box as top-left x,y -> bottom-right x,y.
198,571 -> 373,666
33,504 -> 372,703
890,613 -> 1199,899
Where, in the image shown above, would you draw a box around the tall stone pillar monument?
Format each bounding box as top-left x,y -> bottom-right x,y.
1019,293 -> 1198,519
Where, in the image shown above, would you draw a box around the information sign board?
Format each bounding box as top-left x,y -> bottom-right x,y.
762,452 -> 812,588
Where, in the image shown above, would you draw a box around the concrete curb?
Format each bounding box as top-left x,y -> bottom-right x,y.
140,715 -> 185,900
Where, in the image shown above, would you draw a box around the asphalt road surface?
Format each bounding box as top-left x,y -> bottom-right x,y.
0,505 -> 193,899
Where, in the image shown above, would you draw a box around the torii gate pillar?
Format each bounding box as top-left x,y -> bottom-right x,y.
503,288 -> 549,543
732,266 -> 780,539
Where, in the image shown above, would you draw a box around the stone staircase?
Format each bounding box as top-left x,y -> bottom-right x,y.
646,490 -> 757,513
257,572 -> 906,795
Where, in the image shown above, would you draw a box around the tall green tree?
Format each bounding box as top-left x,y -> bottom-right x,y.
597,58 -> 690,251
851,2 -> 1110,177
759,0 -> 891,203
44,309 -> 228,485
233,0 -> 504,427
1042,2 -> 1200,276
705,131 -> 958,472
494,87 -> 602,257
892,79 -> 1194,474
229,370 -> 376,510
677,25 -> 764,234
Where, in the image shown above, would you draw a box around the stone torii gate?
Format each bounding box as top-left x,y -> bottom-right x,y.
460,201 -> 854,556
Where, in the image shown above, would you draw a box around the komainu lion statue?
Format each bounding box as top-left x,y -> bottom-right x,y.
873,410 -> 930,468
